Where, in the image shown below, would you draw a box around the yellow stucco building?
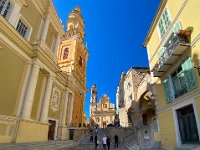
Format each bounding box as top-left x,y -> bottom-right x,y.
144,0 -> 200,149
0,0 -> 88,144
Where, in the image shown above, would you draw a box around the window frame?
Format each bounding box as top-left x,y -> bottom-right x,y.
157,7 -> 172,39
15,15 -> 32,41
0,0 -> 11,18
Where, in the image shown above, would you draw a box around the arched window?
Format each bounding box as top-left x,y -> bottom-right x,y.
104,104 -> 107,108
69,25 -> 74,30
79,56 -> 82,67
0,0 -> 11,18
63,48 -> 69,60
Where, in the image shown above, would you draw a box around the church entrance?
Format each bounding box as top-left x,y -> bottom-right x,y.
48,120 -> 56,140
177,104 -> 199,143
103,122 -> 106,128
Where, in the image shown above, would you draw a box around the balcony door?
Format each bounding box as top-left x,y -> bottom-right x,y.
177,104 -> 199,143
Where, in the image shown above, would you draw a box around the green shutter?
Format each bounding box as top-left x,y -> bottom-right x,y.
182,57 -> 197,91
173,22 -> 182,33
163,78 -> 172,102
158,8 -> 171,38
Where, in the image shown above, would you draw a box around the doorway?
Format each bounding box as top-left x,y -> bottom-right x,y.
48,120 -> 56,140
177,104 -> 199,143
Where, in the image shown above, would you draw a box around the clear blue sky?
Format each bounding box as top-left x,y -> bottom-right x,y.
52,0 -> 160,120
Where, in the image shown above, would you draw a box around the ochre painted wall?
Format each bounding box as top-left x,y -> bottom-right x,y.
20,1 -> 42,44
71,92 -> 84,125
158,110 -> 176,149
195,96 -> 200,123
45,24 -> 56,49
0,47 -> 25,116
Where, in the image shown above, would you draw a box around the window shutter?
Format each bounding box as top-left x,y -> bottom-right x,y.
173,22 -> 182,33
182,58 -> 197,91
163,78 -> 172,102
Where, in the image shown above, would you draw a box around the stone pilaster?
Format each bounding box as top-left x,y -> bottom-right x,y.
61,91 -> 69,125
40,16 -> 49,42
8,2 -> 21,26
40,74 -> 53,122
67,93 -> 74,125
17,62 -> 32,116
21,63 -> 40,119
53,34 -> 60,55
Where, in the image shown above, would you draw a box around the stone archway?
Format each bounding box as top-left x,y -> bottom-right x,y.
138,91 -> 155,127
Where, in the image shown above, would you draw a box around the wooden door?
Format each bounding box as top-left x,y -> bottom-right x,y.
177,104 -> 199,143
48,120 -> 56,140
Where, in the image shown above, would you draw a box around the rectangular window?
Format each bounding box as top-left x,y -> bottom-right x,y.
158,8 -> 171,37
162,57 -> 197,102
0,0 -> 10,18
16,19 -> 28,37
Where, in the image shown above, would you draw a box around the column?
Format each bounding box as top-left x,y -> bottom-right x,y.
8,2 -> 21,26
53,34 -> 60,55
40,17 -> 49,42
17,62 -> 32,116
60,91 -> 69,125
21,63 -> 40,119
40,74 -> 53,122
67,93 -> 74,125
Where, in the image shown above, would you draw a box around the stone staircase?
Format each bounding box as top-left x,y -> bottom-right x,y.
176,144 -> 200,150
122,128 -> 140,150
0,140 -> 78,150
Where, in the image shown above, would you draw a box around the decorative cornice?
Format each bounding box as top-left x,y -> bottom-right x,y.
0,16 -> 32,56
157,89 -> 200,114
143,0 -> 167,47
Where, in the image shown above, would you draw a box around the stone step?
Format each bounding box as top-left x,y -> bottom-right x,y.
0,140 -> 78,150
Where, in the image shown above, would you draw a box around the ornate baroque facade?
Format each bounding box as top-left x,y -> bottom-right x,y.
0,0 -> 88,144
90,84 -> 116,128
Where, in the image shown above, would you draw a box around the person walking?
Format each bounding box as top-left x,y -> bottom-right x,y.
114,134 -> 119,148
94,136 -> 98,150
102,135 -> 107,150
90,130 -> 93,142
107,136 -> 111,150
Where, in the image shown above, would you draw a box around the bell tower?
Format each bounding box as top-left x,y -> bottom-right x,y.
58,6 -> 88,85
58,6 -> 88,127
90,84 -> 97,117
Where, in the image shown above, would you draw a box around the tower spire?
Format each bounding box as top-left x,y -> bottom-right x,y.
65,6 -> 85,40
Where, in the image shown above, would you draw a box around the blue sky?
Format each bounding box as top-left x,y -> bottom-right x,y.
53,0 -> 160,119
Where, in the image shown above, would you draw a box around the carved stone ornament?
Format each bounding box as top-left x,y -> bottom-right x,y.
50,89 -> 60,112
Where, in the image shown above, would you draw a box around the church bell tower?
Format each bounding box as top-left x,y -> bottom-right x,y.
90,84 -> 97,117
57,6 -> 88,126
58,6 -> 88,85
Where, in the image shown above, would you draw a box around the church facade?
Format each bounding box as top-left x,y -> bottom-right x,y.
90,84 -> 116,128
0,0 -> 87,143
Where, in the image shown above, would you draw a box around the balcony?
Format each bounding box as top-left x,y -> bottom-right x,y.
152,30 -> 191,77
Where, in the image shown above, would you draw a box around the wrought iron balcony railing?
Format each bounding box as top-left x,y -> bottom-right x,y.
152,32 -> 190,77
